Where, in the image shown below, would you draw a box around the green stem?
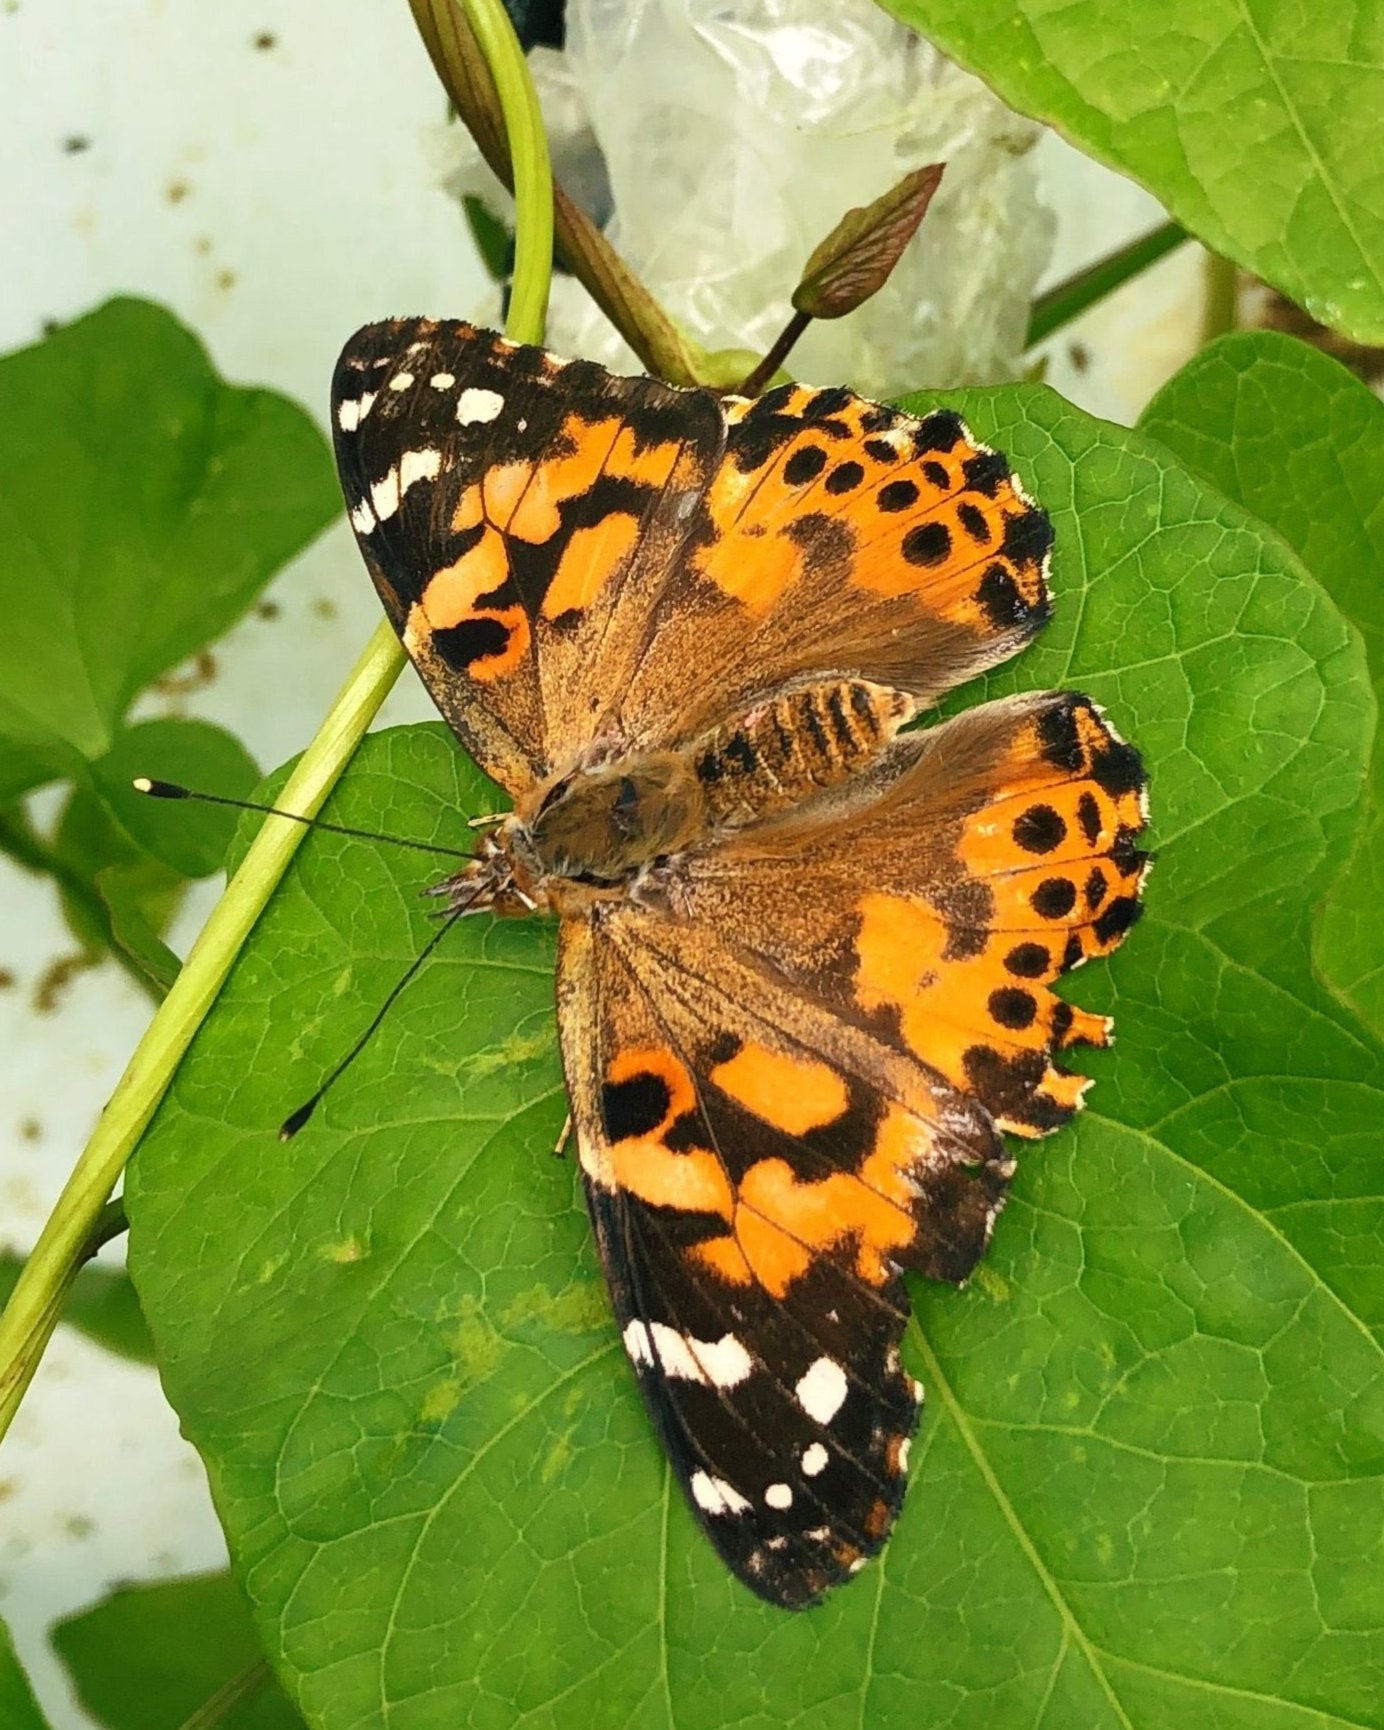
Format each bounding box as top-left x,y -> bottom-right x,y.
461,0 -> 551,346
1026,219 -> 1189,348
0,0 -> 554,1449
1201,249 -> 1240,346
738,309 -> 811,399
174,1662 -> 272,1730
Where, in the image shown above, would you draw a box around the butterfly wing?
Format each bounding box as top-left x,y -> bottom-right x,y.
556,689 -> 1145,1606
618,386 -> 1055,746
557,911 -> 1011,1608
679,689 -> 1151,1136
332,319 -> 723,792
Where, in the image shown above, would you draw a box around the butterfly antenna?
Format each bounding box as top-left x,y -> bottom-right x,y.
278,889 -> 483,1141
132,778 -> 478,861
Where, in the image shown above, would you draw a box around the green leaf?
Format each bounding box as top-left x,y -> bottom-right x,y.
1139,329 -> 1384,1039
0,297 -> 339,773
52,1573 -> 302,1730
128,390 -> 1381,1728
91,718 -> 261,880
98,864 -> 183,996
877,0 -> 1384,345
0,1616 -> 50,1730
49,782 -> 184,962
0,1253 -> 154,1364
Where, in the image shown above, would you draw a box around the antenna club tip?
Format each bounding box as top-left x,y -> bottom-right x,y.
133,777 -> 189,799
279,1099 -> 318,1140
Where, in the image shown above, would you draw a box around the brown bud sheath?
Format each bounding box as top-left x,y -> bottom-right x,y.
792,163 -> 945,321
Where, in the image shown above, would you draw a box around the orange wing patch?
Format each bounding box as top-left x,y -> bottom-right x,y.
689,1101 -> 934,1299
699,388 -> 1052,639
850,695 -> 1148,1134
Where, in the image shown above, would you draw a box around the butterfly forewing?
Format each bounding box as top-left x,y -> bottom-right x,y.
332,318 -> 722,791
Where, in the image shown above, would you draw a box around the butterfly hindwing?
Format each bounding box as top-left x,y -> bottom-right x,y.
557,909 -> 1011,1607
678,690 -> 1150,1136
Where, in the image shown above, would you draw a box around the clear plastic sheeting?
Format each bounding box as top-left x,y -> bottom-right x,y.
437,0 -> 1054,393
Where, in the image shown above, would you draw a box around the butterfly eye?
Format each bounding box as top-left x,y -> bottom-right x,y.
610,776 -> 641,838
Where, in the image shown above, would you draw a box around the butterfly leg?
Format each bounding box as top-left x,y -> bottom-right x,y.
552,1111 -> 573,1159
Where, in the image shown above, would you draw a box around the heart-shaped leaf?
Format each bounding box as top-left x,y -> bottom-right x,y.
128,386 -> 1381,1729
0,298 -> 338,795
877,0 -> 1384,345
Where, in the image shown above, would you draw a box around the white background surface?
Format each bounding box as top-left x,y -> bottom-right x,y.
0,4 -> 1202,1725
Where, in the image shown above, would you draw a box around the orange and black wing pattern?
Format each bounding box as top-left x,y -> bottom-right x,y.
619,384 -> 1053,746
681,691 -> 1150,1137
557,911 -> 1012,1608
332,319 -> 722,792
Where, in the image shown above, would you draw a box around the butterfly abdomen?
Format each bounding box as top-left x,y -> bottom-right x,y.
693,680 -> 913,827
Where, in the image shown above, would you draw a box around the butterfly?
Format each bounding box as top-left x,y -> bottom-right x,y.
330,319 -> 1149,1609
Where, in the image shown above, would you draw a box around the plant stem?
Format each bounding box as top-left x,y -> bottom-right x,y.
1201,249 -> 1240,346
174,1662 -> 272,1730
1026,219 -> 1189,348
461,0 -> 551,346
409,0 -> 715,386
738,310 -> 811,398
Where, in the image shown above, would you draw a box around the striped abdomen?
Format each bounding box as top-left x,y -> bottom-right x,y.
692,680 -> 913,829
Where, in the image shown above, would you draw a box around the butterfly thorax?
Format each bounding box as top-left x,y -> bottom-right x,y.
450,678 -> 915,916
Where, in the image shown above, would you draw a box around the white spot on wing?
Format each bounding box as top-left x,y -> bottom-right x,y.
430,372 -> 455,389
690,1471 -> 750,1517
336,391 -> 376,431
801,1442 -> 828,1477
650,1323 -> 752,1388
622,1319 -> 653,1369
349,498 -> 376,535
457,387 -> 504,425
765,1482 -> 792,1510
370,469 -> 400,521
388,371 -> 414,391
897,1437 -> 911,1473
368,449 -> 441,523
795,1357 -> 848,1425
399,447 -> 441,492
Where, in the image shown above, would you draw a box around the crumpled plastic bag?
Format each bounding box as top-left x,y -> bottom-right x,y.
434,0 -> 1053,394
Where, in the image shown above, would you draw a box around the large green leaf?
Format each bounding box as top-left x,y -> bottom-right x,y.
1139,329 -> 1384,1038
0,298 -> 338,791
127,387 -> 1382,1729
52,1572 -> 301,1730
877,0 -> 1384,346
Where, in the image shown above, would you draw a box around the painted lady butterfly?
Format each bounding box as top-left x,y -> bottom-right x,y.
331,319 -> 1149,1607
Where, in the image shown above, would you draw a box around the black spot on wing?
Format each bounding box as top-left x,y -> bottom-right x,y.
901,522 -> 952,567
1001,507 -> 1054,567
913,411 -> 965,454
961,449 -> 1009,497
602,1069 -> 671,1140
432,616 -> 512,672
